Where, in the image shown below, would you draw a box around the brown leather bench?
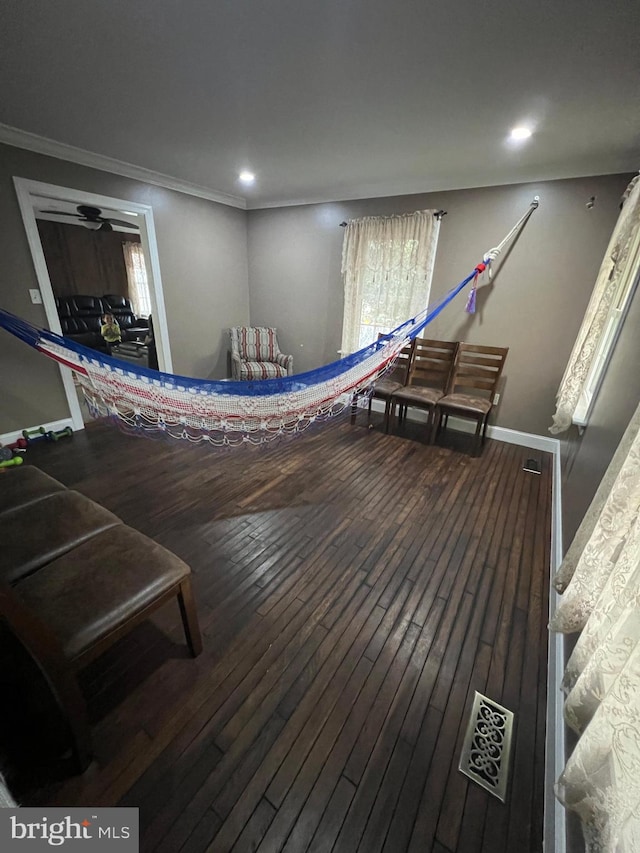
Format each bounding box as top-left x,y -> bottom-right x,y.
0,466 -> 202,772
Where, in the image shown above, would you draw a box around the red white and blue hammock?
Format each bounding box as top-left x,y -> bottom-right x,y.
0,201 -> 537,447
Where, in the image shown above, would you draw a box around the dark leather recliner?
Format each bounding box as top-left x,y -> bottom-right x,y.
102,295 -> 149,341
56,295 -> 107,351
55,294 -> 149,352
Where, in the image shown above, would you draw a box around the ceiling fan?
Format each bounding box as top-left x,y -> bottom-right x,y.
37,204 -> 139,232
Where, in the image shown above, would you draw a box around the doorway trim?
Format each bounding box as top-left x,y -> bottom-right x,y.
13,177 -> 173,431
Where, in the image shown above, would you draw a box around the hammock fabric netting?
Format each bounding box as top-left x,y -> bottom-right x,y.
0,203 -> 537,447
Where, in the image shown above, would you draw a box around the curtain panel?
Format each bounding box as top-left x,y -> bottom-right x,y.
551,402 -> 640,851
340,210 -> 440,355
550,176 -> 640,434
122,241 -> 151,317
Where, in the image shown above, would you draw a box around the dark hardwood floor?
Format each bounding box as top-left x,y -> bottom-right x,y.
1,412 -> 551,852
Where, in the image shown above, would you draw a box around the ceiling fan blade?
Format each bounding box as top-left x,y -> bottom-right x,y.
105,217 -> 140,229
38,209 -> 83,217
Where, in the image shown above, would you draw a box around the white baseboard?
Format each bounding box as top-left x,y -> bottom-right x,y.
0,417 -> 77,446
484,423 -> 560,455
545,440 -> 566,853
369,399 -> 561,454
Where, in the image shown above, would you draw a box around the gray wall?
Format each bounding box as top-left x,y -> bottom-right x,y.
1,143 -> 633,446
0,142 -> 249,434
247,174 -> 633,435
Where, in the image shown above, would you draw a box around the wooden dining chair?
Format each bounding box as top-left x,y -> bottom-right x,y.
390,338 -> 458,441
350,336 -> 416,432
368,336 -> 416,431
435,343 -> 509,455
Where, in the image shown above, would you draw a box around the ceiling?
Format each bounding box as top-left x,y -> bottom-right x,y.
1,0 -> 638,209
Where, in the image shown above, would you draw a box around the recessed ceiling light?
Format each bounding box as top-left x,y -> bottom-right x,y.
239,171 -> 256,185
510,126 -> 532,140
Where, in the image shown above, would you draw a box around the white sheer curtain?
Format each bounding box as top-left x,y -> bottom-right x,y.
340,211 -> 440,355
0,772 -> 15,806
122,241 -> 151,317
550,176 -> 640,434
550,402 -> 640,851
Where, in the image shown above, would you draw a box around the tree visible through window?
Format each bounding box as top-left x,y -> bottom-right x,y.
340,211 -> 441,355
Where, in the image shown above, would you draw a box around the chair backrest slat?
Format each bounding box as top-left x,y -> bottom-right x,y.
378,335 -> 415,384
454,343 -> 507,356
455,364 -> 501,380
450,343 -> 508,398
458,354 -> 505,369
407,338 -> 458,391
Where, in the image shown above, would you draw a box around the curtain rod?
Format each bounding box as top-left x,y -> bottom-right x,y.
339,209 -> 447,227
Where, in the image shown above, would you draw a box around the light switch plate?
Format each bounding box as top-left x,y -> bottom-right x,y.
29,289 -> 43,305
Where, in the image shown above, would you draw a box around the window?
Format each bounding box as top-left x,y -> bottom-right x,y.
122,241 -> 152,317
550,175 -> 640,434
572,222 -> 640,427
340,211 -> 440,355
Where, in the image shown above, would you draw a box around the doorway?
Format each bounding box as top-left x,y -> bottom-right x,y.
14,178 -> 173,431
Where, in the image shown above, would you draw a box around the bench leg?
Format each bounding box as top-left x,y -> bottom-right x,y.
42,662 -> 92,773
177,577 -> 203,657
64,680 -> 92,773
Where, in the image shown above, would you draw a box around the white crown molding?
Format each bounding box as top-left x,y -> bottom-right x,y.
0,123 -> 246,210
247,167 -> 636,211
2,124 -> 633,214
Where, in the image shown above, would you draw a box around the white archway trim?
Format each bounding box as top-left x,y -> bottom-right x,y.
13,176 -> 173,430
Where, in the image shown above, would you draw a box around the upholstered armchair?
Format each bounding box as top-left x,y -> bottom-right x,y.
230,327 -> 293,380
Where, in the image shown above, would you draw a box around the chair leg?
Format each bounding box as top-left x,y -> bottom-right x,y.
367,393 -> 374,425
178,577 -> 203,657
473,418 -> 483,456
428,407 -> 438,444
474,416 -> 490,456
482,415 -> 490,445
435,409 -> 445,440
350,392 -> 359,425
384,399 -> 394,433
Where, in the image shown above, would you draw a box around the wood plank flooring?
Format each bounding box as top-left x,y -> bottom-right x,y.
0,414 -> 551,852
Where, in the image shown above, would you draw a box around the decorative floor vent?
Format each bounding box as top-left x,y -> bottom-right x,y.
459,691 -> 514,802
